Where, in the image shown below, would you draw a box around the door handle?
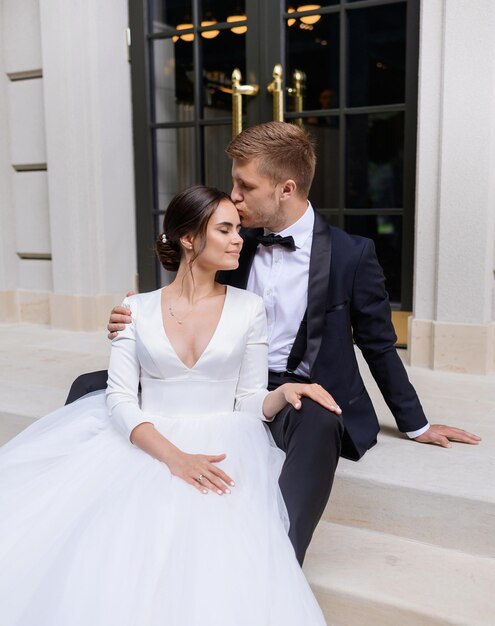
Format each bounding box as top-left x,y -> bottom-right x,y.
267,64 -> 284,122
231,69 -> 259,138
287,69 -> 305,127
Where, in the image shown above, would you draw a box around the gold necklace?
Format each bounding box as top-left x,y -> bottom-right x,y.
167,289 -> 217,325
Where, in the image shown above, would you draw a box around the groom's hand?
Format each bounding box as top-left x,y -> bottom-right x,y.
107,291 -> 136,339
284,383 -> 342,415
414,424 -> 481,448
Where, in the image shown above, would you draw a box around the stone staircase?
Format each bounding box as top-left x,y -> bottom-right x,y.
1,323 -> 494,625
303,353 -> 495,626
306,522 -> 494,626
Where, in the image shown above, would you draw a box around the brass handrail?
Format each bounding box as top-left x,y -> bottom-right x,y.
287,69 -> 306,127
267,64 -> 284,122
231,68 -> 259,138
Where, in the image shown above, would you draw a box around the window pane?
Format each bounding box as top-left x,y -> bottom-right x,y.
306,120 -> 340,209
204,125 -> 232,192
155,128 -> 197,212
153,39 -> 194,123
286,12 -> 340,111
345,215 -> 403,304
201,0 -> 246,25
348,3 -> 406,107
316,210 -> 340,228
202,28 -> 246,114
284,1 -> 338,8
346,112 -> 404,209
151,0 -> 193,34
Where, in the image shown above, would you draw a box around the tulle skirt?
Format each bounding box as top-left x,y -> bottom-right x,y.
0,392 -> 327,626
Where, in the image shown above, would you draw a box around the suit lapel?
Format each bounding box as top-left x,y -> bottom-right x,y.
218,228 -> 261,289
307,212 -> 332,374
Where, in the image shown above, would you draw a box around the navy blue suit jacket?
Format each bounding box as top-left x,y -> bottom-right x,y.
219,211 -> 427,460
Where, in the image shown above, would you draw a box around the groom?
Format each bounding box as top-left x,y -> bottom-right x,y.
67,122 -> 480,565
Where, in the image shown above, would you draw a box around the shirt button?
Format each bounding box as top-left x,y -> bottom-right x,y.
266,288 -> 272,296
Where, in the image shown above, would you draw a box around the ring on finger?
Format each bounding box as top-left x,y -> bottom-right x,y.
197,474 -> 204,482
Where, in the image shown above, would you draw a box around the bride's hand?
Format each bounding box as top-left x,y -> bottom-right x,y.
165,450 -> 235,495
281,383 -> 342,415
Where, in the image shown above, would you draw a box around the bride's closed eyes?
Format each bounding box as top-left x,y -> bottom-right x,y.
215,221 -> 242,235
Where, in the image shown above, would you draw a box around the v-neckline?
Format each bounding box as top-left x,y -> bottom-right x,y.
158,285 -> 230,371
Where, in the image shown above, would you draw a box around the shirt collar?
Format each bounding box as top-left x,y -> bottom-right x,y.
265,202 -> 315,249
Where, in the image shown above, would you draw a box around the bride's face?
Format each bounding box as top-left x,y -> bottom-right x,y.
194,199 -> 243,271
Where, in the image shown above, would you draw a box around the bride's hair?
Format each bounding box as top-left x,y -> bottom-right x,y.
155,185 -> 231,272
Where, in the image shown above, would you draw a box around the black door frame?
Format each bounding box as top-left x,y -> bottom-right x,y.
128,0 -> 419,312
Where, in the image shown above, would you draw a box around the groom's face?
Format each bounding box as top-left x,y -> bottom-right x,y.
231,158 -> 286,232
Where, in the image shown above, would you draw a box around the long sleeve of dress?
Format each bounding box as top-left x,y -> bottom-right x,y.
234,296 -> 271,420
106,296 -> 154,441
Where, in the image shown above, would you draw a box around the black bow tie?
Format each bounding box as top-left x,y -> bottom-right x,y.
256,233 -> 296,251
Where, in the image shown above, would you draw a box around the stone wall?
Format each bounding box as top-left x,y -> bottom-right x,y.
410,0 -> 495,373
0,0 -> 137,329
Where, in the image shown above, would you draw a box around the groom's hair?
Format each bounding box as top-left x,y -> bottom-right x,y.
226,121 -> 316,197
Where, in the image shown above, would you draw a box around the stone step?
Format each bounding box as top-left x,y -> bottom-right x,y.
0,412 -> 36,446
304,521 -> 495,626
0,323 -> 109,422
324,461 -> 495,557
323,351 -> 495,557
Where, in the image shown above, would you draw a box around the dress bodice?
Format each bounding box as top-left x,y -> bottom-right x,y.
105,287 -> 270,438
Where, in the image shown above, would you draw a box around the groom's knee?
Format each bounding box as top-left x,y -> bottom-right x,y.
65,370 -> 108,405
284,398 -> 344,460
298,398 -> 344,439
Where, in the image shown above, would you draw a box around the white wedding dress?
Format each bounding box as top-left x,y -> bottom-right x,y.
0,286 -> 327,626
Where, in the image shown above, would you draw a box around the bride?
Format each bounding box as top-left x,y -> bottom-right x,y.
0,186 -> 336,626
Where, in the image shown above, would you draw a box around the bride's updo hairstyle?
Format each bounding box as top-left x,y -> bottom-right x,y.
155,185 -> 231,272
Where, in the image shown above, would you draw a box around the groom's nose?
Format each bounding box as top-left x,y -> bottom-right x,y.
231,184 -> 242,203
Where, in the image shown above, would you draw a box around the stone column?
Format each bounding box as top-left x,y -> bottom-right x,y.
410,0 -> 495,374
0,0 -> 49,323
39,0 -> 137,329
0,2 -> 17,321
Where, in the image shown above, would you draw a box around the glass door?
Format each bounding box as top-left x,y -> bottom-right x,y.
129,0 -> 419,344
129,0 -> 268,291
281,1 -> 419,344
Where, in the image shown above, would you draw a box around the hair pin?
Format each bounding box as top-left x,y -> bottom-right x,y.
161,234 -> 167,244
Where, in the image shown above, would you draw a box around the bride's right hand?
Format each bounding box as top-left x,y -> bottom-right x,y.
165,450 -> 235,495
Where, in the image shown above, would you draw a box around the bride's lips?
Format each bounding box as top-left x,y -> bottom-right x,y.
226,251 -> 240,256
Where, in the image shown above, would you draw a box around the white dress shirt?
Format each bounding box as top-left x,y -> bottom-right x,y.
246,202 -> 429,439
247,203 -> 314,378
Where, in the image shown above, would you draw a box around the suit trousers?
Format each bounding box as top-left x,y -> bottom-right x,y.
267,372 -> 344,564
66,370 -> 344,565
65,370 -> 109,405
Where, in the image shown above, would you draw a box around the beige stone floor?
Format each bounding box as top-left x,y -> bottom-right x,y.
0,322 -> 109,441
